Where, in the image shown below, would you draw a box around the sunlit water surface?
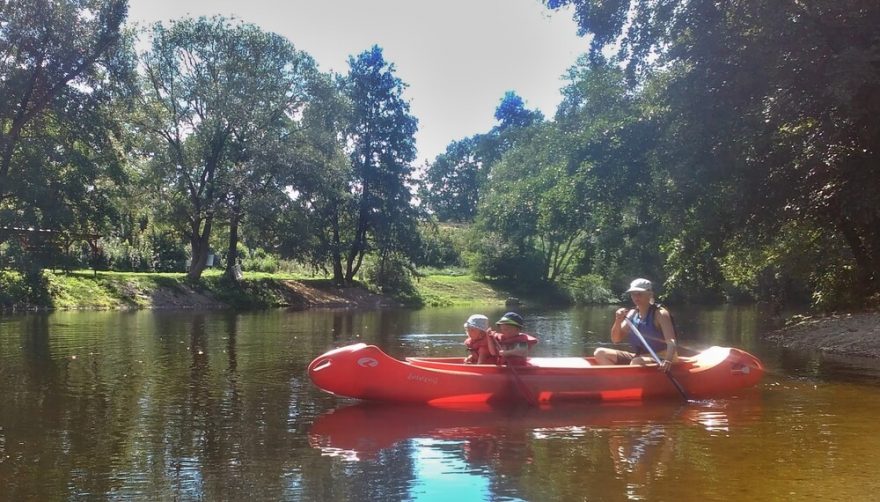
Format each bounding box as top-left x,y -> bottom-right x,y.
1,306 -> 879,501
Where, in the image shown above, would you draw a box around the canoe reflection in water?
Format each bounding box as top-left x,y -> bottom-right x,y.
308,398 -> 763,463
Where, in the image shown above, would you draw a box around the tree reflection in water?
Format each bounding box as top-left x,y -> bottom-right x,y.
309,399 -> 763,499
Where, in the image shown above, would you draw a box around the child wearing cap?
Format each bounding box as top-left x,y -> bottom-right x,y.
463,314 -> 492,364
488,312 -> 538,366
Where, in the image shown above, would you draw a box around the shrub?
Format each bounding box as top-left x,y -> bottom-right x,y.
363,252 -> 419,303
416,223 -> 467,268
564,274 -> 616,304
469,238 -> 544,284
150,232 -> 188,272
241,247 -> 279,273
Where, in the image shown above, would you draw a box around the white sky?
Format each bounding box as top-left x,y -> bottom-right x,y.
126,0 -> 586,165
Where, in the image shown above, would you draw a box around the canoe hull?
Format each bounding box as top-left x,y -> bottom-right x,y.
307,343 -> 764,404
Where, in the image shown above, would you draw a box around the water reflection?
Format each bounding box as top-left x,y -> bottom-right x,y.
609,425 -> 673,501
310,399 -> 763,459
2,307 -> 879,501
309,399 -> 764,500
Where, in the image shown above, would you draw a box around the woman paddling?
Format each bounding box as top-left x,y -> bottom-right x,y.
594,278 -> 678,371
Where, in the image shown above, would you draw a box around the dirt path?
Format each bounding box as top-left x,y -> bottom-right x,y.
277,280 -> 401,309
765,311 -> 880,358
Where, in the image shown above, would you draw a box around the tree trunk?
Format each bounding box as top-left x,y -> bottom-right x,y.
345,207 -> 369,285
225,202 -> 242,281
330,210 -> 344,285
836,216 -> 879,294
187,215 -> 213,282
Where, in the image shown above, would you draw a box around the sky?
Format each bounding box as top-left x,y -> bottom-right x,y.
126,0 -> 587,165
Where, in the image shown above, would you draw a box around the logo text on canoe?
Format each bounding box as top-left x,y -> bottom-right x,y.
357,357 -> 379,368
407,373 -> 438,385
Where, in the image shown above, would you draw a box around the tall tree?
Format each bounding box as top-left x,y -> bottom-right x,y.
547,0 -> 880,299
0,0 -> 131,259
270,72 -> 353,284
494,91 -> 544,130
137,16 -> 316,281
421,91 -> 544,223
476,124 -> 591,283
557,59 -> 668,290
340,46 -> 419,285
419,137 -> 483,222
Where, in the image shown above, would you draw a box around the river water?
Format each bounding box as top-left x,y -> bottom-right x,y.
1,305 -> 879,501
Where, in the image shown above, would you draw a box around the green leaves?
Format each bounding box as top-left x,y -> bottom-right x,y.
339,46 -> 420,285
541,0 -> 880,305
137,16 -> 318,279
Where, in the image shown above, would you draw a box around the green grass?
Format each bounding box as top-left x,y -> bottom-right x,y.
413,273 -> 510,307
1,268 -> 514,311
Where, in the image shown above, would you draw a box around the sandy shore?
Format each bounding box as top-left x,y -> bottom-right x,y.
765,311 -> 880,358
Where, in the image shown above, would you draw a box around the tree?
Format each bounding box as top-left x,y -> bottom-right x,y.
476,124 -> 591,283
0,0 -> 132,267
494,91 -> 544,130
340,46 -> 419,285
419,137 -> 483,222
137,16 -> 317,281
278,72 -> 353,283
421,91 -> 544,223
546,0 -> 880,302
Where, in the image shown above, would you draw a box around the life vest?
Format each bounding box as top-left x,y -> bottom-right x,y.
492,332 -> 538,365
626,304 -> 668,355
465,335 -> 490,357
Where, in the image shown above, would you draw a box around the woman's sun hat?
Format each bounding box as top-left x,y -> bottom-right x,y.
625,278 -> 653,293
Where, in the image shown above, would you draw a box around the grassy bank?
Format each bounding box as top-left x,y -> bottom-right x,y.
0,269 -> 516,311
413,273 -> 511,307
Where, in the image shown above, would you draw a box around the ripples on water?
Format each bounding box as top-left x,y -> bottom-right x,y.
1,307 -> 880,500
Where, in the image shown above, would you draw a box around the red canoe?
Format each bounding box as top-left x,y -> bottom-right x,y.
307,343 -> 764,404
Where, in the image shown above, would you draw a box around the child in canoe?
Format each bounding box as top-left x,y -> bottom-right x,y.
464,314 -> 492,364
488,312 -> 538,366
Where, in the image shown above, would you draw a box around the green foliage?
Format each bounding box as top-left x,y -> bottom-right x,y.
0,0 -> 133,249
415,223 -> 467,269
662,234 -> 726,304
0,271 -> 48,310
494,91 -> 544,129
420,92 -> 545,223
544,0 -> 880,309
419,137 -> 484,222
137,15 -> 318,280
340,45 -> 421,284
4,1 -> 878,313
361,253 -> 420,305
719,222 -> 857,310
280,72 -> 353,280
241,247 -> 280,274
100,236 -> 153,272
150,232 -> 188,272
563,274 -> 616,305
468,235 -> 545,285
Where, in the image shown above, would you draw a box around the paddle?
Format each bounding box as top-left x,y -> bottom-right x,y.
624,317 -> 691,401
492,337 -> 537,406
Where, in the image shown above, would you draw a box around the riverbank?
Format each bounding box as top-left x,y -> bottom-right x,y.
765,311 -> 880,358
6,270 -> 877,359
0,269 -> 513,311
